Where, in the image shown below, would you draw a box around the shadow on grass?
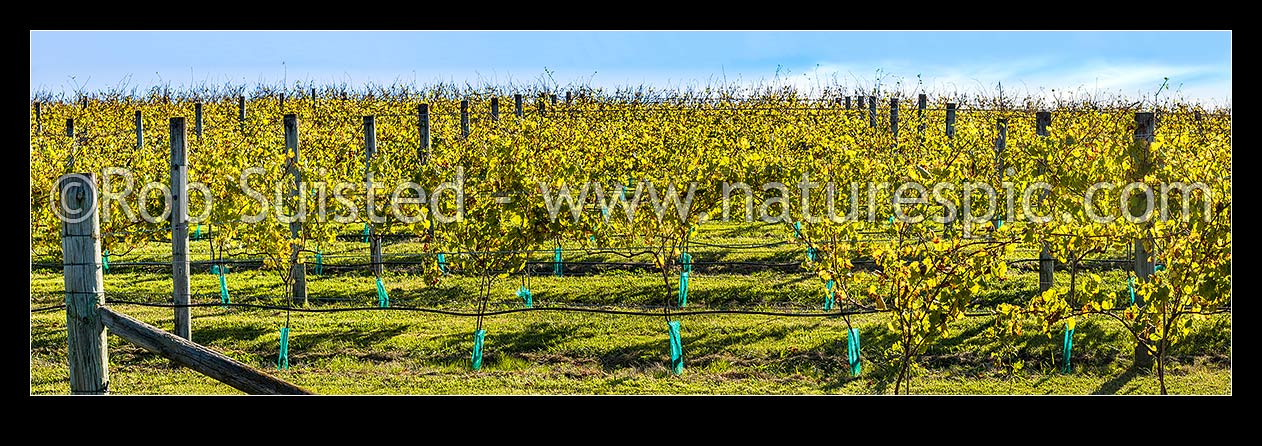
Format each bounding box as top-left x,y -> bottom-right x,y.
192,325 -> 271,346
1092,366 -> 1141,395
288,324 -> 410,366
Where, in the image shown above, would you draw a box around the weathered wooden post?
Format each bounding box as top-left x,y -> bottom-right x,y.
170,118 -> 191,340
284,114 -> 306,306
418,103 -> 431,165
917,93 -> 927,134
460,100 -> 470,138
194,102 -> 204,137
365,115 -> 383,277
65,118 -> 75,170
1132,111 -> 1156,368
514,94 -> 523,118
62,173 -> 109,394
868,95 -> 878,129
34,102 -> 41,133
491,97 -> 500,122
943,103 -> 957,236
566,91 -> 572,104
844,96 -> 851,110
238,96 -> 246,132
890,98 -> 899,139
1036,111 -> 1054,292
993,118 -> 1008,230
134,111 -> 144,150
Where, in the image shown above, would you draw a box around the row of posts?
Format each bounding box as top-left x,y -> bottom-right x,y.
52,98 -> 1159,365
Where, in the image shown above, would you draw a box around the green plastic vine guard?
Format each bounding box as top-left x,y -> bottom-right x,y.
437,253 -> 449,274
218,273 -> 230,307
277,327 -> 290,370
1062,325 -> 1075,374
553,247 -> 563,277
624,178 -> 634,200
517,286 -> 533,308
471,329 -> 486,370
807,247 -> 817,262
824,279 -> 836,311
678,271 -> 689,307
847,328 -> 861,376
314,251 -> 323,275
192,224 -> 202,240
668,321 -> 684,375
362,225 -> 370,243
679,251 -> 692,273
793,221 -> 802,238
102,250 -> 109,272
375,277 -> 389,307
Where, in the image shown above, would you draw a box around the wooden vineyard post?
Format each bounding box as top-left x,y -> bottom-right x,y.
194,102 -> 204,138
365,115 -> 383,277
566,91 -> 572,104
514,94 -> 523,118
943,103 -> 957,236
845,96 -> 851,110
65,118 -> 75,170
491,97 -> 500,122
460,99 -> 469,138
993,118 -> 1008,230
1036,111 -> 1054,292
1132,111 -> 1157,369
868,95 -> 878,129
135,111 -> 144,149
419,104 -> 434,236
418,104 -> 431,165
61,173 -> 109,394
170,118 -> 191,340
284,114 -> 306,306
917,94 -> 927,134
34,102 -> 41,133
551,94 -> 557,107
238,96 -> 246,132
857,96 -> 865,121
890,98 -> 899,140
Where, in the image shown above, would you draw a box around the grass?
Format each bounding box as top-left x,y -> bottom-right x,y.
29,264 -> 1231,395
29,221 -> 1228,395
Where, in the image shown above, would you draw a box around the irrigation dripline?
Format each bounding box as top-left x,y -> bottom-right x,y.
33,299 -> 1231,318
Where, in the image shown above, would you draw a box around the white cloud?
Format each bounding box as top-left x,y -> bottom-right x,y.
769,58 -> 1231,106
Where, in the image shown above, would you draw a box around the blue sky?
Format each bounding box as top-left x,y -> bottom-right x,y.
30,31 -> 1231,104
